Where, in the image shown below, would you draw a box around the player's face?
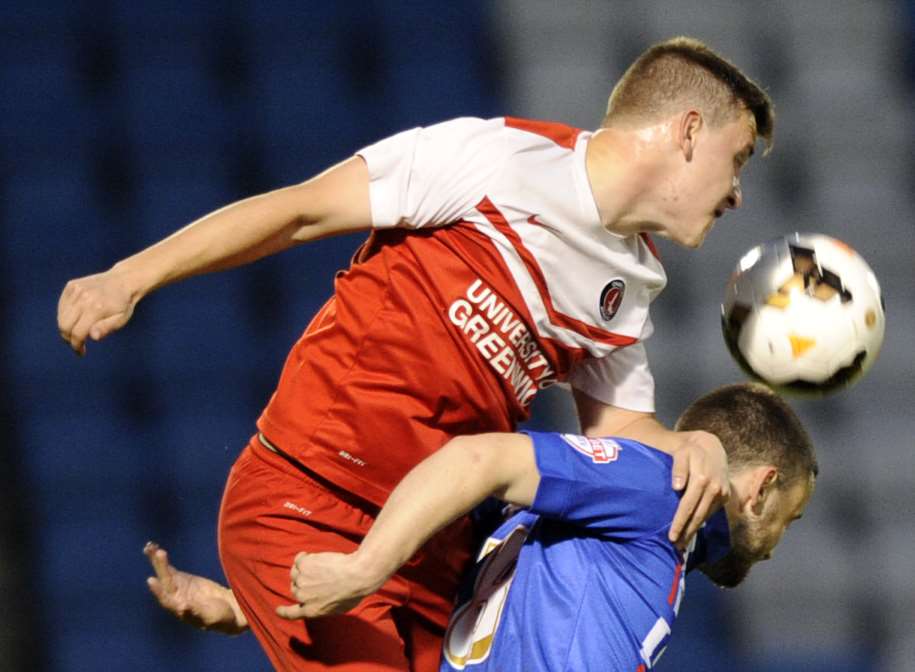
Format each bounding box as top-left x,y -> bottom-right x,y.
701,474 -> 813,588
666,110 -> 756,249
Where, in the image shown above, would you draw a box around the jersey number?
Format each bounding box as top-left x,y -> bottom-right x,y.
442,525 -> 529,669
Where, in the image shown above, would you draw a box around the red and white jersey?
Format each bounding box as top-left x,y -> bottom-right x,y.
258,117 -> 666,505
362,116 -> 666,409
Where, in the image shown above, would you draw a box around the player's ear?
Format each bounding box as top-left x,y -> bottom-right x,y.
747,466 -> 779,518
678,110 -> 703,162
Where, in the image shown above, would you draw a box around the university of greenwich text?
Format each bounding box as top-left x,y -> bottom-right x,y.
448,279 -> 557,406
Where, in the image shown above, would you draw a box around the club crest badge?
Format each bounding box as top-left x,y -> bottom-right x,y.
560,434 -> 621,464
599,279 -> 626,321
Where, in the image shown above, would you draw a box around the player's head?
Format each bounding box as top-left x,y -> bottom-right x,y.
603,37 -> 774,248
675,383 -> 816,588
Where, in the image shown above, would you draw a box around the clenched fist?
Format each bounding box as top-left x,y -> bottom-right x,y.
57,267 -> 139,355
275,550 -> 385,621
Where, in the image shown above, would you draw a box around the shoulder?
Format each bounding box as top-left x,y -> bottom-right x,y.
502,117 -> 584,151
528,431 -> 679,536
529,431 -> 672,478
416,116 -> 506,146
423,116 -> 586,160
421,116 -> 585,159
358,117 -> 502,160
422,116 -> 583,145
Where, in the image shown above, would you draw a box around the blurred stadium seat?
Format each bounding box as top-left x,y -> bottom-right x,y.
5,167 -> 120,291
7,3 -> 914,672
0,64 -> 97,160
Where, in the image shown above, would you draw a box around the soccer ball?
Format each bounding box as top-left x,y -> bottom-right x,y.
721,233 -> 885,396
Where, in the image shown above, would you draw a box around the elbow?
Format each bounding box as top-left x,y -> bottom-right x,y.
288,210 -> 320,243
442,435 -> 504,490
445,435 -> 491,468
442,434 -> 529,505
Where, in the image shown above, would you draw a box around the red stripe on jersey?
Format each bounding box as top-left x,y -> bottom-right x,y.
636,665 -> 647,672
476,197 -> 639,348
640,232 -> 661,261
667,563 -> 683,605
446,220 -> 592,378
504,117 -> 580,150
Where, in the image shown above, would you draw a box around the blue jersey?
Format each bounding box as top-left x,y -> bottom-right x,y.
440,431 -> 731,672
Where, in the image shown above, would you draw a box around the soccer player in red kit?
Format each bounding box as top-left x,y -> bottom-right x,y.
59,38 -> 773,671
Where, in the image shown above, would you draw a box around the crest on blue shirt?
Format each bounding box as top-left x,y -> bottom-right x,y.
560,434 -> 621,464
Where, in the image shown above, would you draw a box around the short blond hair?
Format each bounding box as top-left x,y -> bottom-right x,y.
604,37 -> 774,153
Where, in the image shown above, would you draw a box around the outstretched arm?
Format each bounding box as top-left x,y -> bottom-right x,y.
58,156 -> 371,355
573,389 -> 730,548
144,542 -> 248,635
276,433 -> 539,620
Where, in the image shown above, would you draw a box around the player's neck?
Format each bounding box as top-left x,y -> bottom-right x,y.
585,124 -> 674,238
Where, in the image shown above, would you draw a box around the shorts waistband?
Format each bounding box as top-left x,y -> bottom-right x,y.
255,433 -> 380,516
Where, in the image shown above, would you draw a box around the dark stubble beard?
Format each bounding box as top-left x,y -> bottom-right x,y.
698,518 -> 766,589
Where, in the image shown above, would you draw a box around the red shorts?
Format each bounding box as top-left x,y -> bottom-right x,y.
218,436 -> 474,671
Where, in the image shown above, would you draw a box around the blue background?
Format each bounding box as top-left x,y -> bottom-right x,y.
4,2 -> 914,671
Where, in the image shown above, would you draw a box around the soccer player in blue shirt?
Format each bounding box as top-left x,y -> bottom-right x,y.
274,383 -> 816,671
146,383 -> 815,671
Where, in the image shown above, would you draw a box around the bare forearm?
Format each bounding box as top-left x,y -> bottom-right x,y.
609,415 -> 682,454
109,156 -> 371,301
353,436 -> 507,586
58,158 -> 370,355
280,434 -> 538,620
573,391 -> 681,455
114,185 -> 328,299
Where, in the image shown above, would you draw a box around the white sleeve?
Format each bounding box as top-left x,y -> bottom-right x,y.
355,117 -> 502,229
567,342 -> 656,413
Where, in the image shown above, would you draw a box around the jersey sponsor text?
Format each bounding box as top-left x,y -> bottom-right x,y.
448,279 -> 557,406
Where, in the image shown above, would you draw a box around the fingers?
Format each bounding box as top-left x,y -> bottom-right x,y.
283,555 -> 307,619
67,311 -> 100,356
146,576 -> 173,609
144,544 -> 177,612
58,307 -> 86,356
62,310 -> 126,354
144,542 -> 171,607
677,483 -> 721,547
668,473 -> 706,543
57,275 -> 134,355
56,281 -> 76,336
669,475 -> 730,547
90,312 -> 128,342
668,432 -> 730,545
289,551 -> 308,589
670,447 -> 689,492
146,575 -> 160,595
276,603 -> 310,621
58,280 -> 93,355
144,541 -> 176,593
143,540 -> 160,565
